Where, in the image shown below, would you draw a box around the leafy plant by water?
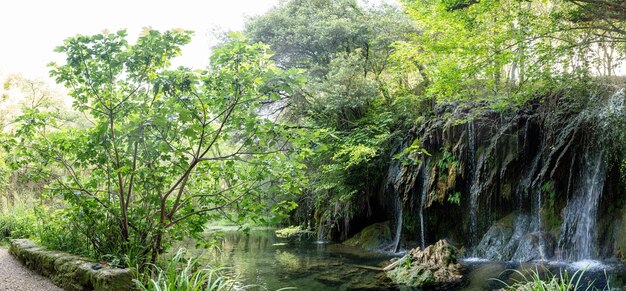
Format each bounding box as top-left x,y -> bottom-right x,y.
134,249 -> 236,291
494,267 -> 595,291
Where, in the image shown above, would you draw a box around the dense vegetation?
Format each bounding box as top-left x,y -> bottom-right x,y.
0,0 -> 625,288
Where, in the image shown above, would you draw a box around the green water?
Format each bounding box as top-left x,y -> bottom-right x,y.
176,228 -> 626,290
178,228 -> 395,290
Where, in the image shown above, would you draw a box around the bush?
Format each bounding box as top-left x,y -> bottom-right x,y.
0,197 -> 36,242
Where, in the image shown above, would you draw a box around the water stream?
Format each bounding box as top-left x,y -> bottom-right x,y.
418,160 -> 429,249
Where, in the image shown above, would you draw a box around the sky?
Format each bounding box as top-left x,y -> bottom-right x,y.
0,0 -> 280,79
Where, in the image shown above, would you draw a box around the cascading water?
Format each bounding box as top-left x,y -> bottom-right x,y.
558,149 -> 606,260
558,89 -> 624,260
392,195 -> 403,252
418,160 -> 430,249
469,153 -> 484,247
467,121 -> 481,246
387,143 -> 404,253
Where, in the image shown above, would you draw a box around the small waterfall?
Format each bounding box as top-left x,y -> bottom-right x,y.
467,121 -> 481,246
557,89 -> 623,260
469,153 -> 484,246
559,149 -> 606,260
518,146 -> 542,211
392,195 -> 402,252
387,143 -> 404,253
418,160 -> 430,249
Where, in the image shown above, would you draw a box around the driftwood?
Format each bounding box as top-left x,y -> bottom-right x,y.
352,264 -> 384,271
383,254 -> 409,271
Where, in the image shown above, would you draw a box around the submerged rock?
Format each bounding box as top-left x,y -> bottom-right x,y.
385,239 -> 464,289
343,221 -> 392,250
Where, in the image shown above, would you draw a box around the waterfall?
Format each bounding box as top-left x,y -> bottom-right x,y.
467,121 -> 480,246
518,145 -> 542,212
418,160 -> 430,249
469,153 -> 484,247
558,149 -> 606,260
557,89 -> 624,260
392,195 -> 403,252
387,143 -> 404,253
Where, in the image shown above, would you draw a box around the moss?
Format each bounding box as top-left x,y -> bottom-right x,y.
275,225 -> 304,238
9,239 -> 131,291
343,222 -> 391,250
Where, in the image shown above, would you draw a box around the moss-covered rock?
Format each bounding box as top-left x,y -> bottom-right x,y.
385,240 -> 464,288
9,239 -> 132,291
343,221 -> 391,250
275,225 -> 315,240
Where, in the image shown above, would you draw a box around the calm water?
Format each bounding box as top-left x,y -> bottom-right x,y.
177,228 -> 626,290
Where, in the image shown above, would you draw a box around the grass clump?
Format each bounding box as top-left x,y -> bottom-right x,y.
494,267 -> 597,291
134,248 -> 236,291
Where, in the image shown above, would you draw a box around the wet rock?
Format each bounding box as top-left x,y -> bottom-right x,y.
343,221 -> 391,250
386,239 -> 464,288
511,232 -> 555,262
474,213 -> 530,261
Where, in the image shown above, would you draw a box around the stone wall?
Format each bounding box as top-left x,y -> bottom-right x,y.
9,239 -> 133,291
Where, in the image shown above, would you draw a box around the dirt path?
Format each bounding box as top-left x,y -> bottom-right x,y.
0,248 -> 62,291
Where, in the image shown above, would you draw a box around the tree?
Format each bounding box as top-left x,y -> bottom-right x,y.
245,0 -> 418,239
46,30 -> 305,265
397,0 -> 626,103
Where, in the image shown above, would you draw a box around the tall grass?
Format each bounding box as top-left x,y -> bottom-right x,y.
134,248 -> 237,291
495,267 -> 596,291
0,195 -> 36,243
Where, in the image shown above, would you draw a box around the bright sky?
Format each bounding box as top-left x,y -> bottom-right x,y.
0,0 -> 280,79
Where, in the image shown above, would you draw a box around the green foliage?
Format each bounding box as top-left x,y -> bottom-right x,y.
246,1 -> 420,235
275,225 -> 304,239
398,0 -> 626,104
394,138 -> 431,166
134,248 -> 236,291
447,192 -> 461,206
0,196 -> 37,243
40,29 -> 307,266
494,267 -> 595,291
437,149 -> 460,170
33,205 -> 92,257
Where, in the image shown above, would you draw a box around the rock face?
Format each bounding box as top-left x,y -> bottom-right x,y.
343,221 -> 392,250
9,239 -> 132,291
386,240 -> 464,289
474,213 -> 556,261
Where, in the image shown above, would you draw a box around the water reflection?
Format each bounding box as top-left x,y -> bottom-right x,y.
176,228 -> 395,290
174,228 -> 626,290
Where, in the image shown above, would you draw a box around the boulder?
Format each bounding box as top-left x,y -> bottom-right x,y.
385,239 -> 464,289
343,222 -> 391,251
474,213 -> 531,261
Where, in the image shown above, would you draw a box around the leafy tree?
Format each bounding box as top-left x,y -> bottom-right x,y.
46,30 -> 305,265
398,0 -> 626,104
246,0 -> 418,239
0,75 -> 83,196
